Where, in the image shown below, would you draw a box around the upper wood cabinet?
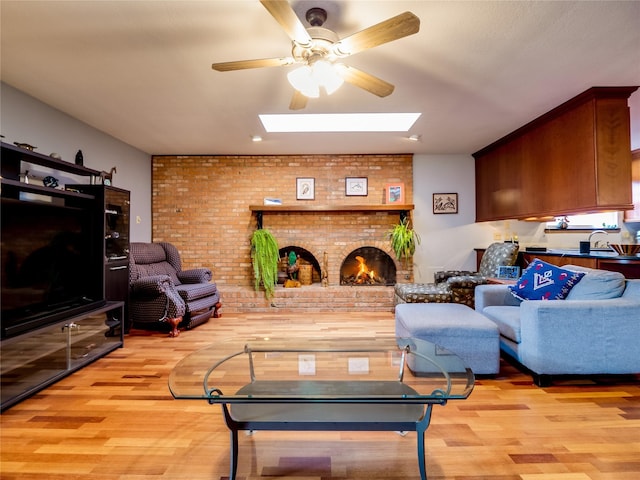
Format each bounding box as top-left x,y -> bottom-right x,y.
474,87 -> 638,222
624,148 -> 640,222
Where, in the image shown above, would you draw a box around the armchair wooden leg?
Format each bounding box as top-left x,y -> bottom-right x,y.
213,302 -> 222,318
167,317 -> 182,337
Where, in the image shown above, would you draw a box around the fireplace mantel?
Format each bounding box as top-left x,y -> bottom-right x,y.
249,204 -> 414,212
249,204 -> 415,229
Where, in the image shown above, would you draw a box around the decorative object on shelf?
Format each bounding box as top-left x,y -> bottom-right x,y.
388,216 -> 420,266
287,251 -> 299,279
43,176 -> 59,188
75,149 -> 83,166
385,183 -> 405,204
49,152 -> 62,160
345,177 -> 368,196
99,167 -> 117,186
14,142 -> 36,151
557,216 -> 569,229
250,228 -> 280,300
296,177 -> 315,200
433,193 -> 458,214
322,251 -> 329,287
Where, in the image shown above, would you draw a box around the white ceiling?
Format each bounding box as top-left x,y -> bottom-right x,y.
1,0 -> 639,156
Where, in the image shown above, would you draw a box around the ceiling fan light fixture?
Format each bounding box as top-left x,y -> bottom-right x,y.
287,61 -> 344,98
313,60 -> 343,95
287,65 -> 320,98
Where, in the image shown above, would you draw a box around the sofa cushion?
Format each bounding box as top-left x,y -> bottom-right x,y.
562,265 -> 626,300
482,305 -> 522,343
509,258 -> 585,301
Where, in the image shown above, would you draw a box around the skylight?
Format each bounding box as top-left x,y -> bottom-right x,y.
259,113 -> 421,133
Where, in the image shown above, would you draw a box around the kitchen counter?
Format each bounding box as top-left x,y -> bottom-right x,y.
475,247 -> 640,279
541,248 -> 638,259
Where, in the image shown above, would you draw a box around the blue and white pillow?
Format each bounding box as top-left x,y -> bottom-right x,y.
509,258 -> 585,301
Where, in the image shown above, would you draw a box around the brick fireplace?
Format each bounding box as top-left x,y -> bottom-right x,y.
151,153 -> 413,312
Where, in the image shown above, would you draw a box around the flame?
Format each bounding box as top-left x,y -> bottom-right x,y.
355,256 -> 376,283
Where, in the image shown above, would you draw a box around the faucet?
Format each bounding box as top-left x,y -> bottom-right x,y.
588,230 -> 608,248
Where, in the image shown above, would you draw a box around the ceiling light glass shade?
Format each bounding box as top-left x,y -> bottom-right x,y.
287,66 -> 319,98
287,61 -> 344,97
312,60 -> 344,95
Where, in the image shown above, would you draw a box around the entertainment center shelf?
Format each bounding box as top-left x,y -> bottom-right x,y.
1,141 -> 130,411
1,178 -> 96,200
1,141 -> 102,178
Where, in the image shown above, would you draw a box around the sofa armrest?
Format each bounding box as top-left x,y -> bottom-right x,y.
130,274 -> 186,319
519,298 -> 640,374
475,284 -> 517,311
131,274 -> 175,297
446,275 -> 488,289
434,270 -> 475,283
177,268 -> 212,284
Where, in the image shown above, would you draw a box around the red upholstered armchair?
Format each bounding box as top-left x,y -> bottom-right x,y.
129,242 -> 221,336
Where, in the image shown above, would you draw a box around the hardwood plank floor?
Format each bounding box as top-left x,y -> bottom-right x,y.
1,312 -> 639,479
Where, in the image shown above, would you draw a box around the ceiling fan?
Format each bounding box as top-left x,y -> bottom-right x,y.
212,0 -> 420,110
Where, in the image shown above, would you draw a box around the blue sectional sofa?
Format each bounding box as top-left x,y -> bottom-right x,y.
475,265 -> 640,385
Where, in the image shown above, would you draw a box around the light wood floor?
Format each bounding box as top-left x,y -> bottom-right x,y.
1,312 -> 639,480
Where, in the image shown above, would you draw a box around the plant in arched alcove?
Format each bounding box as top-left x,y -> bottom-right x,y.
250,228 -> 280,300
388,216 -> 421,266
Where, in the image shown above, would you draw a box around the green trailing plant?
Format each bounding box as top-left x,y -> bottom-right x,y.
388,216 -> 421,265
250,228 -> 280,300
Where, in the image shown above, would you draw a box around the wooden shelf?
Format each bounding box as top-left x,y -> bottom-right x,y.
249,204 -> 414,229
249,204 -> 414,213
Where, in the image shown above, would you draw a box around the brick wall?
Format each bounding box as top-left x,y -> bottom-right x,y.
151,153 -> 413,311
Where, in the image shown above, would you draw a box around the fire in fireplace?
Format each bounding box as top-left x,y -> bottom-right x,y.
340,247 -> 396,286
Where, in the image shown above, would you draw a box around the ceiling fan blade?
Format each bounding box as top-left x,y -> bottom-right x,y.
336,65 -> 394,97
260,0 -> 312,46
289,90 -> 308,110
212,57 -> 294,72
334,11 -> 420,56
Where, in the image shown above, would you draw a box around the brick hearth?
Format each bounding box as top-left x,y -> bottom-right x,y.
221,285 -> 395,314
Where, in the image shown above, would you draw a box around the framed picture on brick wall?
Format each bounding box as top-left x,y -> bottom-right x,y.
296,177 -> 315,200
345,177 -> 368,196
385,183 -> 405,204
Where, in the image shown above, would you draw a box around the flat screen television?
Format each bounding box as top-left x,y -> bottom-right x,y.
1,196 -> 105,339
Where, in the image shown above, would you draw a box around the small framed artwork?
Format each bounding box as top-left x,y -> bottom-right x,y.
296,177 -> 315,200
433,193 -> 458,214
385,183 -> 405,204
345,177 -> 368,196
497,265 -> 521,280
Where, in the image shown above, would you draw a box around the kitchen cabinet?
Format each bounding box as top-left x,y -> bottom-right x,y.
520,252 -> 640,279
624,149 -> 640,222
474,87 -> 638,222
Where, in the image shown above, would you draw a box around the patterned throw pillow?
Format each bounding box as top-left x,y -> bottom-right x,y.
509,258 -> 585,301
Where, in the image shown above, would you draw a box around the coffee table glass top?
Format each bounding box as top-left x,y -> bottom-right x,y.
169,336 -> 474,403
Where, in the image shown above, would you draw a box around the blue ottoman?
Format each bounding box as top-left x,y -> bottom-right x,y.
395,303 -> 500,375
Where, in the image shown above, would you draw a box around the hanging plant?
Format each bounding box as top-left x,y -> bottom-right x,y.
250,228 -> 280,300
388,216 -> 421,265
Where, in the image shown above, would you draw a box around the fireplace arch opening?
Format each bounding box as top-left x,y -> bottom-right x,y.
278,246 -> 321,284
340,247 -> 396,286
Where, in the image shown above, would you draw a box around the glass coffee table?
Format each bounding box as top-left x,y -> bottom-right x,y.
169,336 -> 474,480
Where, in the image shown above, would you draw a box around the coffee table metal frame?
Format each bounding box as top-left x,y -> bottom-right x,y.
169,338 -> 474,480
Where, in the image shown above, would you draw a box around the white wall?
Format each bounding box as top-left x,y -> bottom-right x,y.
411,155 -> 633,282
1,83 -> 152,241
412,154 -> 494,281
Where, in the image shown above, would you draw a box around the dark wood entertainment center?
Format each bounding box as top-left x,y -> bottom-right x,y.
0,142 -> 130,411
